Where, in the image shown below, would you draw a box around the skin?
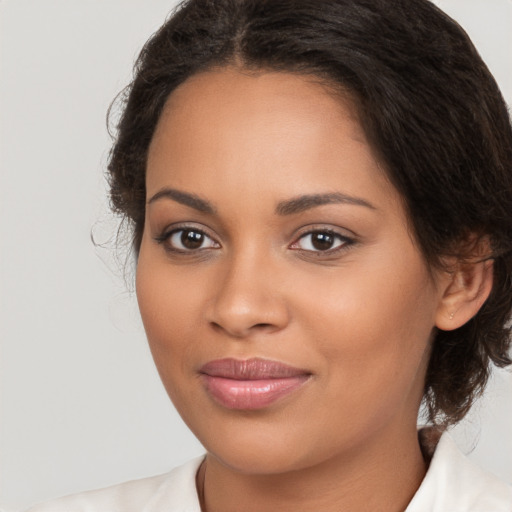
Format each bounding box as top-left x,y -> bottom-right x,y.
136,67 -> 487,512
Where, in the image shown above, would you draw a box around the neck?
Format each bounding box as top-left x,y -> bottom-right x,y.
199,424 -> 428,512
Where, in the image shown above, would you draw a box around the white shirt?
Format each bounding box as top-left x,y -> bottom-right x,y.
23,434 -> 512,512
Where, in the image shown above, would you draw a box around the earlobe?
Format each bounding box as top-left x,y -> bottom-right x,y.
435,258 -> 494,331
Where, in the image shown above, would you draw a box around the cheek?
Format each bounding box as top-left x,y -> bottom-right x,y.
293,248 -> 437,408
135,249 -> 204,389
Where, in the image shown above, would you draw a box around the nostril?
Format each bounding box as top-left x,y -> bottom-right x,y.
209,320 -> 278,338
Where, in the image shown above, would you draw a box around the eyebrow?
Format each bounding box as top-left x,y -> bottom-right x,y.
147,188 -> 216,214
275,192 -> 376,215
147,187 -> 375,216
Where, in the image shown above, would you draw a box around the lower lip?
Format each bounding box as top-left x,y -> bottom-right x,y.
201,375 -> 310,410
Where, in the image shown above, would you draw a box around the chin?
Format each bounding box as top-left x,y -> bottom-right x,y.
187,408 -> 337,476
207,440 -> 312,475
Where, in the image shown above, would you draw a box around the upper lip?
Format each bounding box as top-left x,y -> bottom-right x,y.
199,358 -> 311,380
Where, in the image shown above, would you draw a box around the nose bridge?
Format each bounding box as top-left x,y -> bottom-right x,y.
207,241 -> 288,337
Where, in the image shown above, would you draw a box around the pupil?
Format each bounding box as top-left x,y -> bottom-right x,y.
181,230 -> 204,249
312,232 -> 334,251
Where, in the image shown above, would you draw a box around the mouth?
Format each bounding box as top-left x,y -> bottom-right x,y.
199,358 -> 312,410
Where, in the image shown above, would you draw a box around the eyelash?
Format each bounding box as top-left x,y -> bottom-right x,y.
154,225 -> 355,257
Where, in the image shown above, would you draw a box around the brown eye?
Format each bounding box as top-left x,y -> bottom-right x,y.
311,232 -> 335,251
181,230 -> 204,249
293,230 -> 349,253
166,228 -> 219,252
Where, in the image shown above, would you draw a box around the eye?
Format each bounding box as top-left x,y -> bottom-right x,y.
291,230 -> 351,253
157,227 -> 220,252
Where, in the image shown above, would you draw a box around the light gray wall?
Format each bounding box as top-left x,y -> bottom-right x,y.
1,1 -> 511,510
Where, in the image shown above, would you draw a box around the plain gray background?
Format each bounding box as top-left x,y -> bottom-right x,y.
1,1 -> 511,510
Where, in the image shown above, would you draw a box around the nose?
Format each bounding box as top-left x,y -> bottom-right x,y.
206,251 -> 290,339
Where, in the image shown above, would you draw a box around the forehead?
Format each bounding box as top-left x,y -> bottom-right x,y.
147,66 -> 399,213
161,66 -> 358,120
152,66 -> 365,147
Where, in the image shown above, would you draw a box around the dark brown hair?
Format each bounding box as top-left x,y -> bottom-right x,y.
107,0 -> 512,426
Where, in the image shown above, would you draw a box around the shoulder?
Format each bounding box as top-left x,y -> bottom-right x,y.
408,432 -> 512,512
24,457 -> 204,512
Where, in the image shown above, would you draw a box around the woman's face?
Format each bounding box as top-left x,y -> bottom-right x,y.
137,67 -> 447,474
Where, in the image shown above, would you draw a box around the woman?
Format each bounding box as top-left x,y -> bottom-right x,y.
26,0 -> 512,510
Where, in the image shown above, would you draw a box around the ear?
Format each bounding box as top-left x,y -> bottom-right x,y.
435,257 -> 494,331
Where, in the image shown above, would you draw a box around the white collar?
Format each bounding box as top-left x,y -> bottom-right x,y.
406,432 -> 512,511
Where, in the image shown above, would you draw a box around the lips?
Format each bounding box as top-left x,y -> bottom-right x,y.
199,358 -> 311,410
